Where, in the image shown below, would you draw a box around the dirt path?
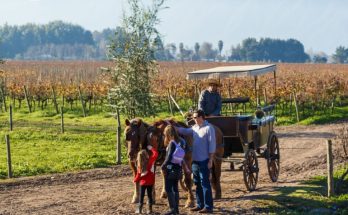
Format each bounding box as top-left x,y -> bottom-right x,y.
0,122 -> 347,215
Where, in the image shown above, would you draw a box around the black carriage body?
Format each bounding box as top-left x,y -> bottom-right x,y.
206,115 -> 275,158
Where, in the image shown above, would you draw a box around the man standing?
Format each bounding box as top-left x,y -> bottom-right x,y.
176,109 -> 216,213
198,79 -> 222,116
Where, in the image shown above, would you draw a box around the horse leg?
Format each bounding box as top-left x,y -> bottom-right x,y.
212,158 -> 222,199
183,170 -> 194,208
132,182 -> 140,203
152,183 -> 156,204
160,169 -> 167,199
130,161 -> 140,204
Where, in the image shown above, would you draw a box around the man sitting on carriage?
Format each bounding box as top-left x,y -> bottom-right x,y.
198,78 -> 222,116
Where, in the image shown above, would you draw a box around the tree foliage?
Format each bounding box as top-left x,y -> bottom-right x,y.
0,21 -> 94,59
199,42 -> 217,60
230,37 -> 309,63
312,55 -> 328,63
218,40 -> 223,56
333,46 -> 348,64
107,0 -> 166,118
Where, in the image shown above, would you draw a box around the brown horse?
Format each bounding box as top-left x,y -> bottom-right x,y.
124,118 -> 150,204
149,119 -> 195,208
125,118 -> 195,207
151,119 -> 224,200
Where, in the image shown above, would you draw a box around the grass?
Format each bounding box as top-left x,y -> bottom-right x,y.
0,100 -> 184,179
275,105 -> 348,126
299,105 -> 348,125
0,111 -> 120,178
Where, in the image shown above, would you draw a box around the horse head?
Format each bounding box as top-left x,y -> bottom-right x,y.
124,118 -> 148,162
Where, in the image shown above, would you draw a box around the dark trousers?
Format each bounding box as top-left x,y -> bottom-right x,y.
165,177 -> 179,196
139,185 -> 153,205
192,159 -> 213,210
165,176 -> 179,212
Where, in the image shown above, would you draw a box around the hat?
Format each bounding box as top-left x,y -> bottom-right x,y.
207,79 -> 221,87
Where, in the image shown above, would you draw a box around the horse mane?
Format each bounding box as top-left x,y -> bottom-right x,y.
152,118 -> 189,128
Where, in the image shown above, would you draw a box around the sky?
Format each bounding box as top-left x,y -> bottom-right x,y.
1,0 -> 347,55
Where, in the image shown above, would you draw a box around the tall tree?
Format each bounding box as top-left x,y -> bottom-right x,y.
193,42 -> 200,61
0,42 -> 4,106
179,42 -> 184,61
218,40 -> 223,56
153,36 -> 167,60
199,42 -> 216,61
165,43 -> 176,60
107,0 -> 166,117
333,46 -> 348,63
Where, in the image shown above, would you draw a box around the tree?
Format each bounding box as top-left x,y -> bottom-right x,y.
333,46 -> 348,63
107,0 -> 166,117
199,42 -> 216,61
179,42 -> 184,61
0,37 -> 4,63
230,37 -> 309,63
192,42 -> 200,61
218,40 -> 223,56
153,36 -> 167,60
312,52 -> 328,63
0,40 -> 4,106
164,43 -> 176,60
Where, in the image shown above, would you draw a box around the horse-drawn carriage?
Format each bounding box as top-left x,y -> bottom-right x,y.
125,64 -> 280,207
186,64 -> 280,191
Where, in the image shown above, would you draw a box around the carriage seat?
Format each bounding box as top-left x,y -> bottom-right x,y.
252,115 -> 275,126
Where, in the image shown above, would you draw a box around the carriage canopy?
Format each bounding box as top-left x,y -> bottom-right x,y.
187,64 -> 276,80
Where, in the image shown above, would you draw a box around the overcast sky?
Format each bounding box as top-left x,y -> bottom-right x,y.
1,0 -> 347,55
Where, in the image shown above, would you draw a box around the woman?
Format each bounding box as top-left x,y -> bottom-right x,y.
161,125 -> 190,215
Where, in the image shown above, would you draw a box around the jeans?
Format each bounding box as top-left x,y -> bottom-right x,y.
165,175 -> 179,212
192,159 -> 213,210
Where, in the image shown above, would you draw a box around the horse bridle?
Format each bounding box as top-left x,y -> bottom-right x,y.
146,125 -> 166,163
125,123 -> 143,162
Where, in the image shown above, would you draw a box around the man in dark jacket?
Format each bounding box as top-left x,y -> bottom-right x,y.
198,79 -> 222,116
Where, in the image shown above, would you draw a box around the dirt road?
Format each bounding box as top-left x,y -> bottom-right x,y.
0,122 -> 346,214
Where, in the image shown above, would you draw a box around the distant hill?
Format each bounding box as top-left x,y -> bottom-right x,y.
0,21 -> 114,60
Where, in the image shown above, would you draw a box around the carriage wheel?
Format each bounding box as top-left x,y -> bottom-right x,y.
267,132 -> 280,182
243,149 -> 259,191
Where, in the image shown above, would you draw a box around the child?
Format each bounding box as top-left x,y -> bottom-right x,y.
161,125 -> 190,215
134,144 -> 158,214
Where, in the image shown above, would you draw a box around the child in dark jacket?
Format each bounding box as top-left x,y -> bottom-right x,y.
134,145 -> 158,214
